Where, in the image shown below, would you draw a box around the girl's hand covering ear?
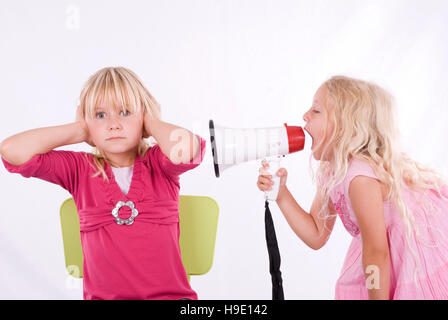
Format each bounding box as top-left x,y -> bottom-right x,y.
76,105 -> 95,147
142,108 -> 154,139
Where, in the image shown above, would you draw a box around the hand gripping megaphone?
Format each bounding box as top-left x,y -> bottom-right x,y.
209,119 -> 306,300
209,119 -> 306,201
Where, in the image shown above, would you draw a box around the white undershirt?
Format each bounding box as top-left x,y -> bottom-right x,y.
111,166 -> 134,196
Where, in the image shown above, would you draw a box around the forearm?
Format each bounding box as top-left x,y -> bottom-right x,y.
276,186 -> 320,249
145,117 -> 199,164
0,122 -> 86,166
363,252 -> 391,300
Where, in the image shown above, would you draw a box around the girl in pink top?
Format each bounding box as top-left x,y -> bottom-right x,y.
0,66 -> 206,300
257,76 -> 448,299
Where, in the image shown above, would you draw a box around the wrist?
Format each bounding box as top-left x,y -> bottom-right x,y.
73,121 -> 88,144
143,113 -> 158,138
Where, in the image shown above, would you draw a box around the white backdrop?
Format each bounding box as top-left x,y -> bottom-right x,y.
1,0 -> 447,300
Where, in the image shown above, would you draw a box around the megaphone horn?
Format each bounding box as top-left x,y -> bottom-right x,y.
209,119 -> 305,178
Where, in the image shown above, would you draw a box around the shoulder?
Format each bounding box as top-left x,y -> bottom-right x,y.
142,143 -> 160,160
140,143 -> 167,169
346,157 -> 381,188
347,157 -> 387,202
348,160 -> 385,216
347,158 -> 379,179
142,135 -> 206,178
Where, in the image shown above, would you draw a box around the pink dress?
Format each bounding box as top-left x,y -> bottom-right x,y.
2,135 -> 206,300
330,158 -> 448,299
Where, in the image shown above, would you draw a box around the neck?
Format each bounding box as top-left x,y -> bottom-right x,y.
104,150 -> 137,168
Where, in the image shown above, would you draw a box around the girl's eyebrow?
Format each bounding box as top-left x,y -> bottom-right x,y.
96,106 -> 113,112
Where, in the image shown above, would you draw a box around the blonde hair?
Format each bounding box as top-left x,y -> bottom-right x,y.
78,66 -> 161,180
313,75 -> 448,282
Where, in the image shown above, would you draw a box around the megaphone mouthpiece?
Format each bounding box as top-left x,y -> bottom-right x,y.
284,123 -> 305,153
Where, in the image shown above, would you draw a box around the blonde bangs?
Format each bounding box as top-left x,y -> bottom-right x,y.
81,67 -> 151,119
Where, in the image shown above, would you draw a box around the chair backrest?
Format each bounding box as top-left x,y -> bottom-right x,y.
60,195 -> 219,280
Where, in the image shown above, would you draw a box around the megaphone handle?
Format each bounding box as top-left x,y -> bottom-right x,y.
264,156 -> 282,202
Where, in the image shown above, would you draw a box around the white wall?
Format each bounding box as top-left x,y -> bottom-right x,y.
0,0 -> 447,299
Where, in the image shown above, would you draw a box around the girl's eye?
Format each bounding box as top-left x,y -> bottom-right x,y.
95,112 -> 106,119
313,110 -> 320,114
120,110 -> 131,116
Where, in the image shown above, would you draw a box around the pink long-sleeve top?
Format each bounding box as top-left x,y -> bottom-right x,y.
2,135 -> 206,300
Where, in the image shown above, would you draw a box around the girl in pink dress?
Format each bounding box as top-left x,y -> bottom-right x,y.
0,66 -> 206,300
257,75 -> 448,300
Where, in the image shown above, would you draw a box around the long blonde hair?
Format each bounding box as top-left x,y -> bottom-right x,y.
313,75 -> 448,281
78,66 -> 161,180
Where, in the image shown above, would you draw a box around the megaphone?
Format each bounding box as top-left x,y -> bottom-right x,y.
209,119 -> 306,201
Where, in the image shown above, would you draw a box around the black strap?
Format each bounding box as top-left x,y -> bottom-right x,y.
264,200 -> 285,300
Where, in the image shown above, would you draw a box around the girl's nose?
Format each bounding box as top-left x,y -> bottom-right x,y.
107,117 -> 122,130
303,111 -> 309,123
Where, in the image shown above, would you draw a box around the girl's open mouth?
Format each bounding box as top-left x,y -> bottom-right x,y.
304,128 -> 314,149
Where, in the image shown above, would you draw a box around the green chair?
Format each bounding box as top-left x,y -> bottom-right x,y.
60,195 -> 219,282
